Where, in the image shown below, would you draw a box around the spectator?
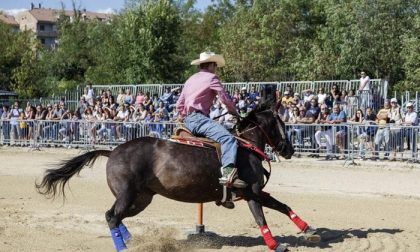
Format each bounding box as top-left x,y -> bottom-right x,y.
345,89 -> 357,118
135,90 -> 145,105
389,98 -> 404,161
156,101 -> 169,121
1,105 -> 10,144
143,92 -> 152,110
402,102 -> 418,156
317,88 -> 327,105
326,104 -> 347,159
350,109 -> 369,160
160,87 -> 174,109
209,100 -> 222,120
281,91 -> 293,104
117,89 -> 125,107
358,71 -> 371,111
124,89 -> 135,105
314,105 -> 332,157
373,101 -> 391,160
114,104 -> 130,141
8,101 -> 21,145
330,85 -> 341,105
302,89 -> 315,108
248,85 -> 260,101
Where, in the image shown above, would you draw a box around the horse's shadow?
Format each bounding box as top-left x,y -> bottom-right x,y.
182,227 -> 403,249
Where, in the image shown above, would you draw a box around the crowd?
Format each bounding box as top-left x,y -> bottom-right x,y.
0,74 -> 419,162
274,72 -> 418,161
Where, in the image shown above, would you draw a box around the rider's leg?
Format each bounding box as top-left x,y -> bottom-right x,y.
185,112 -> 246,188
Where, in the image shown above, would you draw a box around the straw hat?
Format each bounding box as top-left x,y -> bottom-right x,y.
191,52 -> 225,67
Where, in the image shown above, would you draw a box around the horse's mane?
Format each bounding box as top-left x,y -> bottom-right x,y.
237,100 -> 275,132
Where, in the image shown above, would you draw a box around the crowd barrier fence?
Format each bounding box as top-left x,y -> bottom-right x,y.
1,119 -> 418,164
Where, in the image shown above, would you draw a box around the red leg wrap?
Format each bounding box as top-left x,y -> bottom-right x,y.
260,225 -> 278,250
288,210 -> 308,231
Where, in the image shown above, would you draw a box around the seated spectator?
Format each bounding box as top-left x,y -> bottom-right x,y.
287,106 -> 306,146
135,90 -> 145,105
373,101 -> 391,160
159,87 -> 174,109
124,89 -> 135,105
277,102 -> 289,123
117,89 -> 125,107
209,100 -> 222,120
156,101 -> 169,121
281,91 -> 294,104
143,92 -> 152,109
302,89 -> 315,108
248,85 -> 260,101
114,104 -> 130,141
293,93 -> 303,107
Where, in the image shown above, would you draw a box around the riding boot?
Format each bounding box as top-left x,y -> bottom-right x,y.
219,165 -> 247,188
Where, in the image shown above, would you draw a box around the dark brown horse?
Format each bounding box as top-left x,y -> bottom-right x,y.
36,102 -> 320,252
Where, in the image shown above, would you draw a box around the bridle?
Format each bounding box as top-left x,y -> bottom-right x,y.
236,111 -> 287,151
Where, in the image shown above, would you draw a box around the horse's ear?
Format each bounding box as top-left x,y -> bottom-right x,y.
259,84 -> 277,111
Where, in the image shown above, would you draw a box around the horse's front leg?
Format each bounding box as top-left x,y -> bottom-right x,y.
259,192 -> 321,243
247,199 -> 288,252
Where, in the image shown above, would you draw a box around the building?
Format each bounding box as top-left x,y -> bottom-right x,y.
15,3 -> 113,49
0,13 -> 20,31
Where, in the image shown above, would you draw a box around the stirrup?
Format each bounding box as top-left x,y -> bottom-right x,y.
219,167 -> 247,188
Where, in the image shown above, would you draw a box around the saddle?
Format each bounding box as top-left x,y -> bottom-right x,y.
170,126 -> 222,161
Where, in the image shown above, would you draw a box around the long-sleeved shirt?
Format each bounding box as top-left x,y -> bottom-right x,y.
176,69 -> 236,117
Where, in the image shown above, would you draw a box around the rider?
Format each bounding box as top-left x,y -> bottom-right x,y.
176,51 -> 247,189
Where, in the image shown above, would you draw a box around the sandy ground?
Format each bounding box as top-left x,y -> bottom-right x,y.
1,147 -> 420,252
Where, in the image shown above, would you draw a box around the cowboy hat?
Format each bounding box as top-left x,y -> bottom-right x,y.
191,52 -> 225,67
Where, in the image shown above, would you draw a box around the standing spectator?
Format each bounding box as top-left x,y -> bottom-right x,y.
345,89 -> 358,118
389,98 -> 404,161
314,105 -> 332,157
350,109 -> 368,160
8,101 -> 21,145
85,83 -> 95,106
373,101 -> 391,160
159,87 -> 174,109
1,105 -> 10,144
358,71 -> 371,111
317,88 -> 327,105
402,102 -> 418,157
330,85 -> 341,105
326,104 -> 347,159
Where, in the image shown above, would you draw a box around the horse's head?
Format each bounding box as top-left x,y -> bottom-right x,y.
237,101 -> 294,159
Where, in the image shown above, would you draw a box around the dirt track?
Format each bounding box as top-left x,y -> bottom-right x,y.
1,147 -> 420,252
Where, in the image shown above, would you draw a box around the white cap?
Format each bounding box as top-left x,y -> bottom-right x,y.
284,91 -> 290,95
406,102 -> 413,107
241,87 -> 247,91
390,98 -> 398,103
294,92 -> 300,97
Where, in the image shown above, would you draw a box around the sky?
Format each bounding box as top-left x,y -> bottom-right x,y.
0,0 -> 213,15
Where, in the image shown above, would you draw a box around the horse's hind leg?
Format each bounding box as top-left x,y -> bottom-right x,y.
247,199 -> 288,252
106,188 -> 137,252
259,193 -> 320,242
106,190 -> 155,251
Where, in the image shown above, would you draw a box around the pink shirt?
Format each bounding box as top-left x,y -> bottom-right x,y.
135,95 -> 145,105
176,70 -> 236,117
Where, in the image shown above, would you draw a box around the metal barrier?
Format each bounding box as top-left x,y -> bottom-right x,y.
1,119 -> 419,163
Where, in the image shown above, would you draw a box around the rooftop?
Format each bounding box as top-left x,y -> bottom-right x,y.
0,13 -> 19,26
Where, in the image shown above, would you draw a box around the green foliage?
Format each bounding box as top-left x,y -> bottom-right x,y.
1,0 -> 420,97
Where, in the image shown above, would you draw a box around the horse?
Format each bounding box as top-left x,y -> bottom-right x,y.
36,101 -> 320,252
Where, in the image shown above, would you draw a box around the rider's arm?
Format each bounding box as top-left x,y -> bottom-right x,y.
176,90 -> 186,117
210,76 -> 238,115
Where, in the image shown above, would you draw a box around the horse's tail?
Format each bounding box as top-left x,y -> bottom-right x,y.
36,150 -> 112,199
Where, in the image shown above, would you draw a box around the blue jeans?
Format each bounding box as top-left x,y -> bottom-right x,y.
185,112 -> 237,167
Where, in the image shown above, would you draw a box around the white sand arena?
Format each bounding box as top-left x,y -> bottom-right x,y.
1,147 -> 420,251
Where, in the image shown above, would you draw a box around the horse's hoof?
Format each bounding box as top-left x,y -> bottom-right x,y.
274,243 -> 288,252
221,201 -> 235,209
304,226 -> 321,243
